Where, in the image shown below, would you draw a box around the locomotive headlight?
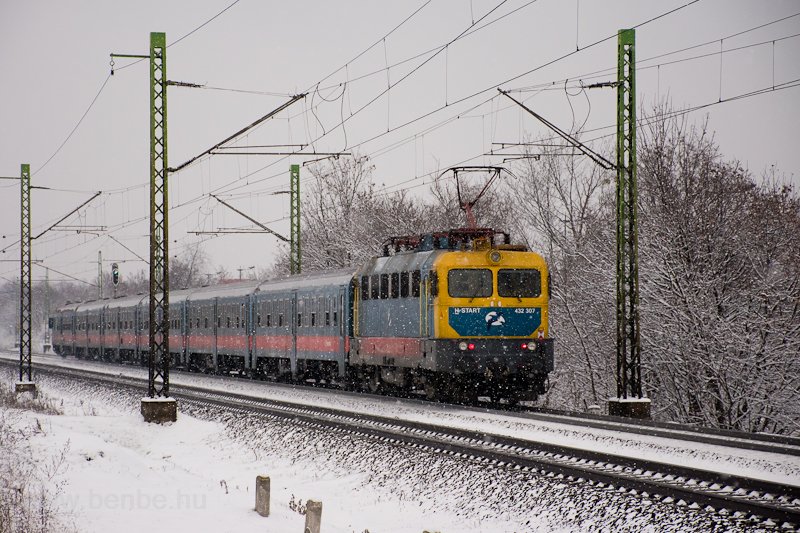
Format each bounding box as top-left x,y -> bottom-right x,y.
527,341 -> 538,351
489,251 -> 502,264
458,341 -> 468,351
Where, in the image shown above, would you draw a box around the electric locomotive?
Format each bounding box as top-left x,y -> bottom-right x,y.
352,227 -> 552,403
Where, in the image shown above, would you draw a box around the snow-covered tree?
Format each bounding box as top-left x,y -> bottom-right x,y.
509,141 -> 616,410
638,113 -> 800,434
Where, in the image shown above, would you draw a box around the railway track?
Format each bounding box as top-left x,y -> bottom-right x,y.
7,350 -> 800,458
4,356 -> 799,529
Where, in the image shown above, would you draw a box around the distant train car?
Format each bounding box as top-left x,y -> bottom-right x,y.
51,227 -> 553,404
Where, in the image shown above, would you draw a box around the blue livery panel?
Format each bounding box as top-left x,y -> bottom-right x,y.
448,307 -> 541,337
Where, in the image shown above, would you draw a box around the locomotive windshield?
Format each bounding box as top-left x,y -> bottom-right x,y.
448,269 -> 493,298
498,269 -> 541,298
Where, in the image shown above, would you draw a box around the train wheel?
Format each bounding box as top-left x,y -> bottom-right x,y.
368,370 -> 382,394
424,381 -> 437,401
453,383 -> 479,406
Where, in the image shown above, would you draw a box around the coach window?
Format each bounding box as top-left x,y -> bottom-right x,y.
311,312 -> 316,327
390,272 -> 399,298
325,311 -> 330,327
278,313 -> 284,327
227,315 -> 231,328
400,272 -> 409,298
297,313 -> 303,327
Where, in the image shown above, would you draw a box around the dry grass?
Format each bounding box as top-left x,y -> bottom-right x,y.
0,384 -> 62,416
0,380 -> 75,533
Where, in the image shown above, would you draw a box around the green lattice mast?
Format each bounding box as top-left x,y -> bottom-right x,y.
148,32 -> 170,400
290,164 -> 301,274
19,163 -> 32,384
615,29 -> 642,401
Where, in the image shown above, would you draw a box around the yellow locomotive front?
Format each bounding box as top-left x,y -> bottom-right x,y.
426,230 -> 553,403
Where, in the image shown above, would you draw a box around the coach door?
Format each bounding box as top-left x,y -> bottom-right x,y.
246,295 -> 254,371
290,291 -> 298,375
70,313 -> 76,355
338,286 -> 347,376
212,298 -> 219,371
114,307 -> 121,359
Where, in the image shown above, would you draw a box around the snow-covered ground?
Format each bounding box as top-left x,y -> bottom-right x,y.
2,353 -> 797,532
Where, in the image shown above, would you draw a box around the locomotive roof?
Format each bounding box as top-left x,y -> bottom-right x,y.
186,280 -> 261,301
356,249 -> 441,277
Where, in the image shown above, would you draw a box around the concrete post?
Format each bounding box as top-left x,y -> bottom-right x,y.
304,500 -> 322,533
15,381 -> 37,398
255,475 -> 270,517
140,397 -> 177,423
608,397 -> 651,419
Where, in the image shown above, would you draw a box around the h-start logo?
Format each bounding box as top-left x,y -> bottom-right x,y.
485,310 -> 505,331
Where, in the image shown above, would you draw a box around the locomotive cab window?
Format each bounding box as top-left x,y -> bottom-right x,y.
379,274 -> 389,299
447,269 -> 493,298
400,271 -> 409,298
498,269 -> 541,298
361,276 -> 369,300
370,275 -> 379,300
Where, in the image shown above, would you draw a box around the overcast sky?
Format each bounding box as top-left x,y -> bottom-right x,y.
1,0 -> 798,285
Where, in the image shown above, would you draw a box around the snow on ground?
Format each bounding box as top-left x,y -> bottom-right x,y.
10,352 -> 800,488
2,367 -> 764,533
1,356 -> 788,532
3,366 -> 534,532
